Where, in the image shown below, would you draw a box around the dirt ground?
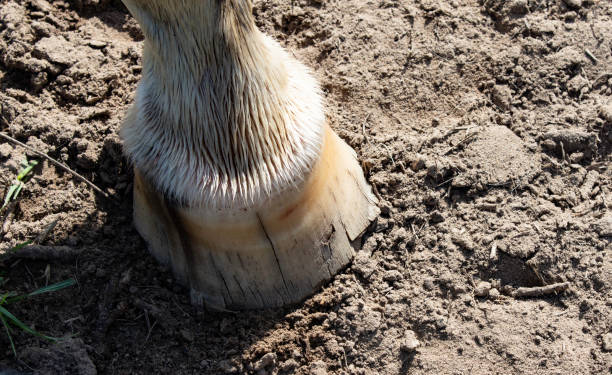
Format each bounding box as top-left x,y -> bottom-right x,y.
0,0 -> 610,373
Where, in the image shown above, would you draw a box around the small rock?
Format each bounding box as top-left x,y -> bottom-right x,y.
279,359 -> 298,372
599,102 -> 612,124
430,210 -> 445,223
592,215 -> 612,237
451,284 -> 468,295
488,288 -> 500,299
541,139 -> 557,151
475,281 -> 492,297
508,0 -> 529,15
30,0 -> 53,13
491,85 -> 512,111
602,333 -> 612,352
180,329 -> 194,342
400,330 -> 421,352
392,227 -> 408,242
562,0 -> 582,9
410,154 -> 427,171
310,360 -> 328,375
88,40 -> 107,49
218,360 -> 237,374
423,278 -> 435,291
0,143 -> 12,159
383,270 -> 403,283
569,152 -> 584,163
254,353 -> 277,371
567,75 -> 588,95
451,232 -> 475,251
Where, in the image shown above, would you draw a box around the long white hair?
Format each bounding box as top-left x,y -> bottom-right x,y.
121,0 -> 325,209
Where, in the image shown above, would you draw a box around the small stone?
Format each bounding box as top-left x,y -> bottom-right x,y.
218,360 -> 237,374
474,281 -> 492,297
451,284 -> 468,295
602,333 -> 612,352
254,353 -> 277,371
451,232 -> 475,251
410,154 -> 427,171
430,210 -> 445,223
88,40 -> 107,49
491,85 -> 512,111
310,360 -> 328,375
562,0 -> 582,9
400,330 -> 421,352
423,279 -> 435,291
592,215 -> 612,238
508,0 -> 529,15
541,139 -> 557,150
567,75 -> 588,95
569,152 -> 584,163
279,359 -> 298,372
599,102 -> 612,124
30,0 -> 53,12
0,143 -> 12,159
383,270 -> 403,283
180,329 -> 194,342
488,288 -> 500,299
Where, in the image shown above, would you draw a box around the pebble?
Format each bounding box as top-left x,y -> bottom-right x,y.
180,329 -> 194,342
383,270 -> 403,283
0,143 -> 13,159
602,333 -> 612,352
410,154 -> 427,171
599,102 -> 612,123
254,353 -> 277,371
488,288 -> 500,299
279,359 -> 298,372
218,360 -> 237,374
88,40 -> 107,49
400,330 -> 421,352
475,281 -> 492,297
310,360 -> 328,375
562,0 -> 582,9
491,85 -> 512,111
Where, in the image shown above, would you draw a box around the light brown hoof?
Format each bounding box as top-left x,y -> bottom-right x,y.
133,126 -> 379,310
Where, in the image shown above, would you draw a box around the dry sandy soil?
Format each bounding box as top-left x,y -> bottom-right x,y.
0,0 -> 611,374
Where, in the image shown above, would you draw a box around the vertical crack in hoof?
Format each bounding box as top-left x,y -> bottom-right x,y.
256,213 -> 290,304
207,252 -> 232,308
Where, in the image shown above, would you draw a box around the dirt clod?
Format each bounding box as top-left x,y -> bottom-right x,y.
21,338 -> 96,375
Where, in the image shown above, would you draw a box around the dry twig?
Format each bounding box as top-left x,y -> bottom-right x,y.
4,245 -> 81,261
0,132 -> 113,202
512,282 -> 570,298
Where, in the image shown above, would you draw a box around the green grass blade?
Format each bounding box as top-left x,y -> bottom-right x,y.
17,160 -> 38,181
2,183 -> 19,209
27,279 -> 76,297
6,279 -> 75,304
13,182 -> 23,200
0,305 -> 57,342
0,313 -> 17,357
